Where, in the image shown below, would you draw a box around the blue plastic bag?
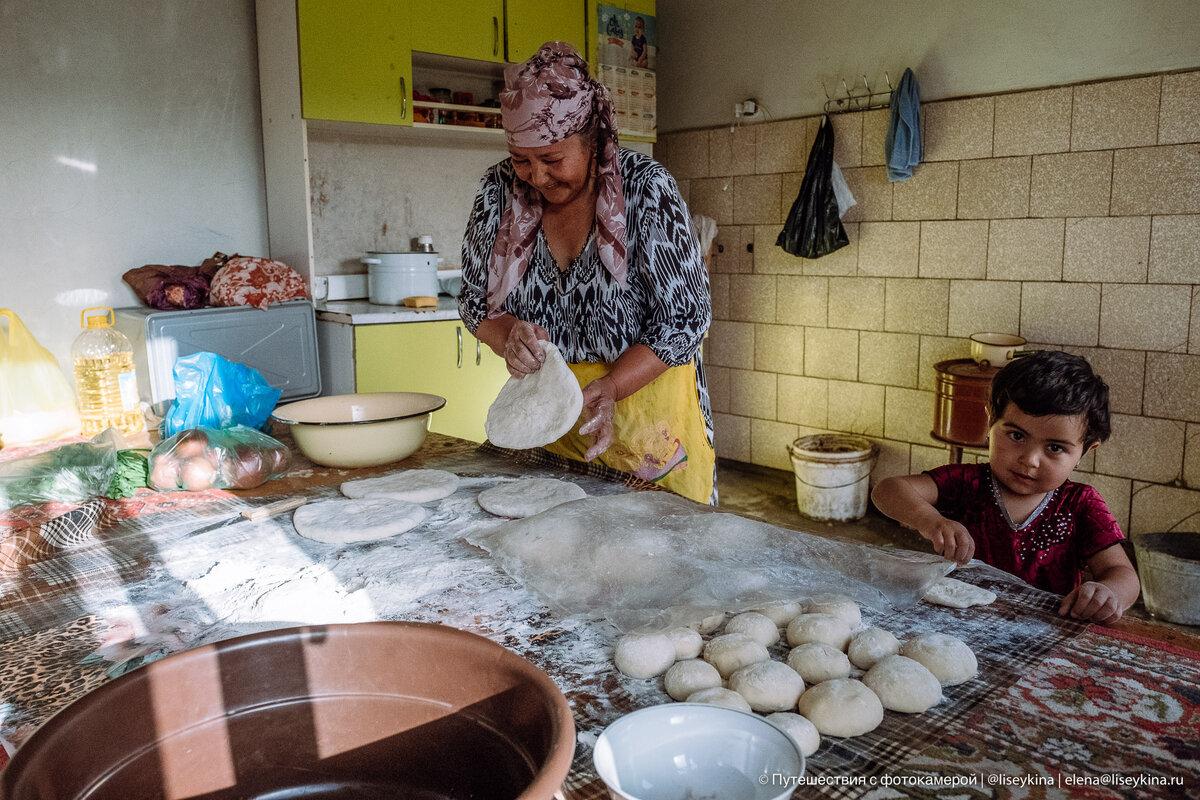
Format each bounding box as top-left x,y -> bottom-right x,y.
162,352 -> 281,437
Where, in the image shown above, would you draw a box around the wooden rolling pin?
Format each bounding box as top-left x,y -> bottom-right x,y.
241,496 -> 308,521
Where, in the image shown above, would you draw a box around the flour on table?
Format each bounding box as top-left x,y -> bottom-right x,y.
477,477 -> 586,518
923,577 -> 997,608
485,341 -> 582,449
340,469 -> 460,503
293,498 -> 428,544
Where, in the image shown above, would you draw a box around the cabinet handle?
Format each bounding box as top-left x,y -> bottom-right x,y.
456,326 -> 463,369
476,338 -> 481,366
492,16 -> 499,57
400,76 -> 407,119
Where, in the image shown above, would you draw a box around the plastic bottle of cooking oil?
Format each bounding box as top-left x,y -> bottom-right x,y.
71,307 -> 145,436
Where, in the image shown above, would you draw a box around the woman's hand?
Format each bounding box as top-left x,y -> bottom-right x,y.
579,375 -> 618,461
503,320 -> 550,378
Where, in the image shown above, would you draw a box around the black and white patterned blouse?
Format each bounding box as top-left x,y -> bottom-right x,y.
459,148 -> 714,441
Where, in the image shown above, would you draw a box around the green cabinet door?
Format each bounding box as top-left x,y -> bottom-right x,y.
411,0 -> 504,62
298,0 -> 412,125
506,0 -> 587,63
355,320 -> 510,443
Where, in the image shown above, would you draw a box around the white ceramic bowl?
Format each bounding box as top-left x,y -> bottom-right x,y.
271,392 -> 446,468
593,704 -> 804,800
969,332 -> 1026,367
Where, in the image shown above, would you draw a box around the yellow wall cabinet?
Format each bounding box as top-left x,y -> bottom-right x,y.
506,0 -> 588,63
354,320 -> 510,443
297,0 -> 413,125
411,0 -> 504,63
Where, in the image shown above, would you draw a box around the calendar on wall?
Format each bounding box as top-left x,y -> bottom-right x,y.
596,5 -> 657,139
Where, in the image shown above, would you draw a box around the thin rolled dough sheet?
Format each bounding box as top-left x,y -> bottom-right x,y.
293,498 -> 428,544
477,478 -> 587,518
341,468 -> 460,503
922,577 -> 996,608
485,341 -> 583,449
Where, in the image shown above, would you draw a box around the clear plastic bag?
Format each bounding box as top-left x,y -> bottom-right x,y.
148,425 -> 290,492
0,430 -> 119,512
467,492 -> 950,632
0,309 -> 81,447
162,352 -> 281,437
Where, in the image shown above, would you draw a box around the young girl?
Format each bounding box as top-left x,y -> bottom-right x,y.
872,350 -> 1140,624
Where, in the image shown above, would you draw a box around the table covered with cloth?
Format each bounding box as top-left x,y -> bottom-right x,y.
0,434 -> 1197,799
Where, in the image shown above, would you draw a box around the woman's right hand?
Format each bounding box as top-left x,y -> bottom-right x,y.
503,319 -> 550,378
919,516 -> 975,566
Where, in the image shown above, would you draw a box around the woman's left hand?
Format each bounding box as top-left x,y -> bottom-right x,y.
579,375 -> 618,461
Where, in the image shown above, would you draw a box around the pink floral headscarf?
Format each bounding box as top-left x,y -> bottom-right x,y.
487,41 -> 627,317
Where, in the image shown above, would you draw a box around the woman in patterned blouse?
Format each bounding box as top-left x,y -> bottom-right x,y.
458,42 -> 716,503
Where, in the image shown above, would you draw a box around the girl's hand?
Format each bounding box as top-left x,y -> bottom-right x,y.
1059,581 -> 1123,624
919,517 -> 975,566
579,375 -> 617,461
503,320 -> 549,377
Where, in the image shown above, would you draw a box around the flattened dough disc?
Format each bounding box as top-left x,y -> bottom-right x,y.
477,477 -> 587,518
293,498 -> 428,544
922,577 -> 996,608
341,468 -> 460,503
485,341 -> 583,449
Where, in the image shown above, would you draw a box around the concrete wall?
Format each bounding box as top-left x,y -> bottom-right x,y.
0,0 -> 269,367
655,0 -> 1200,132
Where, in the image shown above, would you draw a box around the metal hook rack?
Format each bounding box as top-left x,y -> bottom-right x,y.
821,71 -> 894,114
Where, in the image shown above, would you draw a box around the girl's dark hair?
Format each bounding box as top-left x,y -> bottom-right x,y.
989,350 -> 1111,447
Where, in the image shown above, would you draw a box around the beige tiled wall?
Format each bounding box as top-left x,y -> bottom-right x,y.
658,70 -> 1200,536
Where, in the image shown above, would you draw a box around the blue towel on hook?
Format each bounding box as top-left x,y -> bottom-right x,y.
886,67 -> 922,181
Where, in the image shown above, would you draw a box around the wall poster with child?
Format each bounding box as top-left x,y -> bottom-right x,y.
596,4 -> 657,138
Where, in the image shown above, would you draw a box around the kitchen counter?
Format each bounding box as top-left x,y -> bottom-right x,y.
315,297 -> 461,324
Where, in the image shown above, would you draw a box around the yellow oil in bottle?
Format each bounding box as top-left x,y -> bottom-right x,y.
71,308 -> 145,437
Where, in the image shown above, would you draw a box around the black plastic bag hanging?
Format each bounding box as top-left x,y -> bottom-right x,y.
776,115 -> 848,259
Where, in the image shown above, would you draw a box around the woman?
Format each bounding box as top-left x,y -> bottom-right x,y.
458,42 -> 715,504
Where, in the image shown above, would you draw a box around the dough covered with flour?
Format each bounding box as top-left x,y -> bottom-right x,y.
923,577 -> 997,608
689,612 -> 727,635
476,477 -> 586,518
754,600 -> 803,627
862,655 -> 943,713
614,632 -> 676,679
787,642 -> 852,684
786,613 -> 852,650
725,611 -> 780,647
847,626 -> 901,670
795,678 -> 883,737
485,341 -> 583,449
703,633 -> 770,678
685,687 -> 752,713
666,627 -> 704,660
728,660 -> 805,712
899,633 -> 977,686
293,498 -> 428,544
341,469 -> 459,503
765,712 -> 820,757
804,594 -> 862,628
664,659 -> 722,701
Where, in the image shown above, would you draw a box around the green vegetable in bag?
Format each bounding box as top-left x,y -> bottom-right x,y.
0,430 -> 119,511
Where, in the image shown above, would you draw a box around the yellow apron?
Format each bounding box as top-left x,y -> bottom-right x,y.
544,361 -> 715,504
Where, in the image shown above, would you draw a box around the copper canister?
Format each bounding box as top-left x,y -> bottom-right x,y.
931,358 -> 1000,447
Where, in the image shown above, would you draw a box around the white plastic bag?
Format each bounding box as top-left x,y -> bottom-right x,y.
0,309 -> 81,447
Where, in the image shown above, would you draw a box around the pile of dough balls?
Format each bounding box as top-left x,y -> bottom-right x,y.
610,595 -> 979,758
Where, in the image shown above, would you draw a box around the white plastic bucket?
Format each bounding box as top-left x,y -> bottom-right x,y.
787,434 -> 879,522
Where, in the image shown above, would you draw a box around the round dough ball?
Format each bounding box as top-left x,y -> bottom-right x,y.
765,712 -> 821,758
753,600 -> 804,627
702,633 -> 770,678
725,611 -> 780,647
690,612 -> 727,635
796,679 -> 884,738
614,633 -> 676,679
786,642 -> 852,684
805,594 -> 862,628
341,468 -> 459,503
728,660 -> 805,713
786,613 -> 852,650
899,633 -> 978,686
476,477 -> 586,518
664,659 -> 723,701
847,626 -> 901,670
685,687 -> 752,713
666,626 -> 704,660
863,655 -> 943,713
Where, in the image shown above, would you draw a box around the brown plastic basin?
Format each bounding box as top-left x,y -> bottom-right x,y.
0,622 -> 575,800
